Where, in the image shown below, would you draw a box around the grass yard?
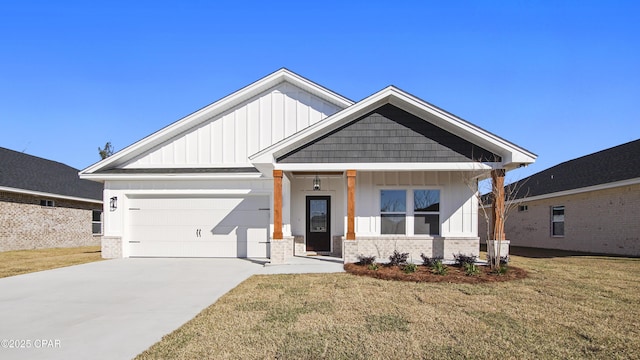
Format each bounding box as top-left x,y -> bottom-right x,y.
137,255 -> 640,359
0,246 -> 103,278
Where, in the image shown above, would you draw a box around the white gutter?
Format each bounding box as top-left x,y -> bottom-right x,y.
79,173 -> 264,181
273,162 -> 495,171
480,177 -> 640,207
517,177 -> 640,203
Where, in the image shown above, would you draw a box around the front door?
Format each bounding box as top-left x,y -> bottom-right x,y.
306,196 -> 331,252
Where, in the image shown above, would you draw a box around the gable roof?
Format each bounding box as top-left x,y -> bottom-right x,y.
80,68 -> 354,177
0,147 -> 102,202
513,139 -> 640,199
277,104 -> 501,163
251,86 -> 537,171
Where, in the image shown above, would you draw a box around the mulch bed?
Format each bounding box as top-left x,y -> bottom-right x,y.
344,263 -> 528,284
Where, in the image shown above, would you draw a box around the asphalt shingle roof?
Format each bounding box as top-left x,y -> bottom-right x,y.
0,147 -> 102,201
514,139 -> 640,199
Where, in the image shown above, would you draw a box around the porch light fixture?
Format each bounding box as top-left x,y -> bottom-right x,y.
109,196 -> 118,211
313,174 -> 321,191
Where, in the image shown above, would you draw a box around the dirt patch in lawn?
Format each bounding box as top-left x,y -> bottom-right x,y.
344,262 -> 527,283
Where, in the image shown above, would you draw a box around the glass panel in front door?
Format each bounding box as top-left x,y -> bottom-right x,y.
309,199 -> 327,233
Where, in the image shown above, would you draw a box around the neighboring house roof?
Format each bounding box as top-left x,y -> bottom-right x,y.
0,147 -> 102,202
513,139 -> 640,200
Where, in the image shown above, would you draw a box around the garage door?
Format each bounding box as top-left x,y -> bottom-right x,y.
127,195 -> 270,258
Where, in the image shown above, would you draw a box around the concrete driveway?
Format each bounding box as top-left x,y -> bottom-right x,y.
0,258 -> 266,360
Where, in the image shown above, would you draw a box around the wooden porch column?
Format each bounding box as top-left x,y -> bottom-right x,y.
491,169 -> 506,240
346,170 -> 356,240
272,170 -> 283,240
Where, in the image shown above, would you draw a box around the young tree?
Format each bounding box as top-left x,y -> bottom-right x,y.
98,142 -> 114,160
466,164 -> 529,270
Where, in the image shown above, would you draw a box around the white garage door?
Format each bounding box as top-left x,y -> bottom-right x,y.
127,195 -> 270,258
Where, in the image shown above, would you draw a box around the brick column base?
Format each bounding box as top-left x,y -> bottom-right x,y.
343,240 -> 359,263
487,240 -> 510,260
101,236 -> 122,259
269,237 -> 294,264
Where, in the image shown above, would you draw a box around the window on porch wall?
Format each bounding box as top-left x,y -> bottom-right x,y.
380,189 -> 441,236
381,190 -> 406,234
413,190 -> 440,235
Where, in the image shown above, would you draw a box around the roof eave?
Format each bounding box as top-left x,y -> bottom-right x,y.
518,177 -> 640,202
0,186 -> 102,204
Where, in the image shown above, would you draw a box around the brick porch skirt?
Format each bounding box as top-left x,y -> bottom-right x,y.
342,236 -> 479,264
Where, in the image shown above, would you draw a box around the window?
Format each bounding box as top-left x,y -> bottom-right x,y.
92,210 -> 103,235
380,190 -> 406,234
551,206 -> 564,236
414,190 -> 440,235
518,205 -> 528,212
40,199 -> 55,207
380,189 -> 441,236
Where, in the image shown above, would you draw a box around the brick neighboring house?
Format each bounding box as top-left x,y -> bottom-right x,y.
0,147 -> 103,251
489,139 -> 640,256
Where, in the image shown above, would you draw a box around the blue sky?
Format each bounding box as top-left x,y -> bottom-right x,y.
1,1 -> 638,182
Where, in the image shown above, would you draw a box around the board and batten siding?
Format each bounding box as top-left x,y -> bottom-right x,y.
354,171 -> 478,237
123,82 -> 344,169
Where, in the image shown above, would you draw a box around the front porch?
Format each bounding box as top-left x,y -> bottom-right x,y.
250,89 -> 534,265
269,169 -> 496,264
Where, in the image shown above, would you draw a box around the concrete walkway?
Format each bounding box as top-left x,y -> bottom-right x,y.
0,256 -> 344,360
263,255 -> 345,274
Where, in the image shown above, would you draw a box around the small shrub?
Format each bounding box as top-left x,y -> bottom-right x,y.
357,255 -> 376,265
494,265 -> 509,275
402,263 -> 418,274
431,260 -> 448,275
367,263 -> 379,271
463,263 -> 480,276
453,253 -> 478,267
388,250 -> 409,266
420,253 -> 443,267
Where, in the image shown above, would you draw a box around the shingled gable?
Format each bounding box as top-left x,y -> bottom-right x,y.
277,103 -> 501,163
80,68 -> 353,178
251,86 -> 536,171
0,147 -> 102,202
512,138 -> 640,199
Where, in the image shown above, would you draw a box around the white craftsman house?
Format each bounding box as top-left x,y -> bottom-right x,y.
80,69 -> 536,263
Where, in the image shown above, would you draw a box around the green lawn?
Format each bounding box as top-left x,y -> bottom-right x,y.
136,254 -> 640,359
0,246 -> 103,278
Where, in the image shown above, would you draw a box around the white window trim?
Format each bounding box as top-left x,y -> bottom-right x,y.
551,205 -> 565,237
92,210 -> 103,236
40,199 -> 55,207
378,186 -> 442,236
